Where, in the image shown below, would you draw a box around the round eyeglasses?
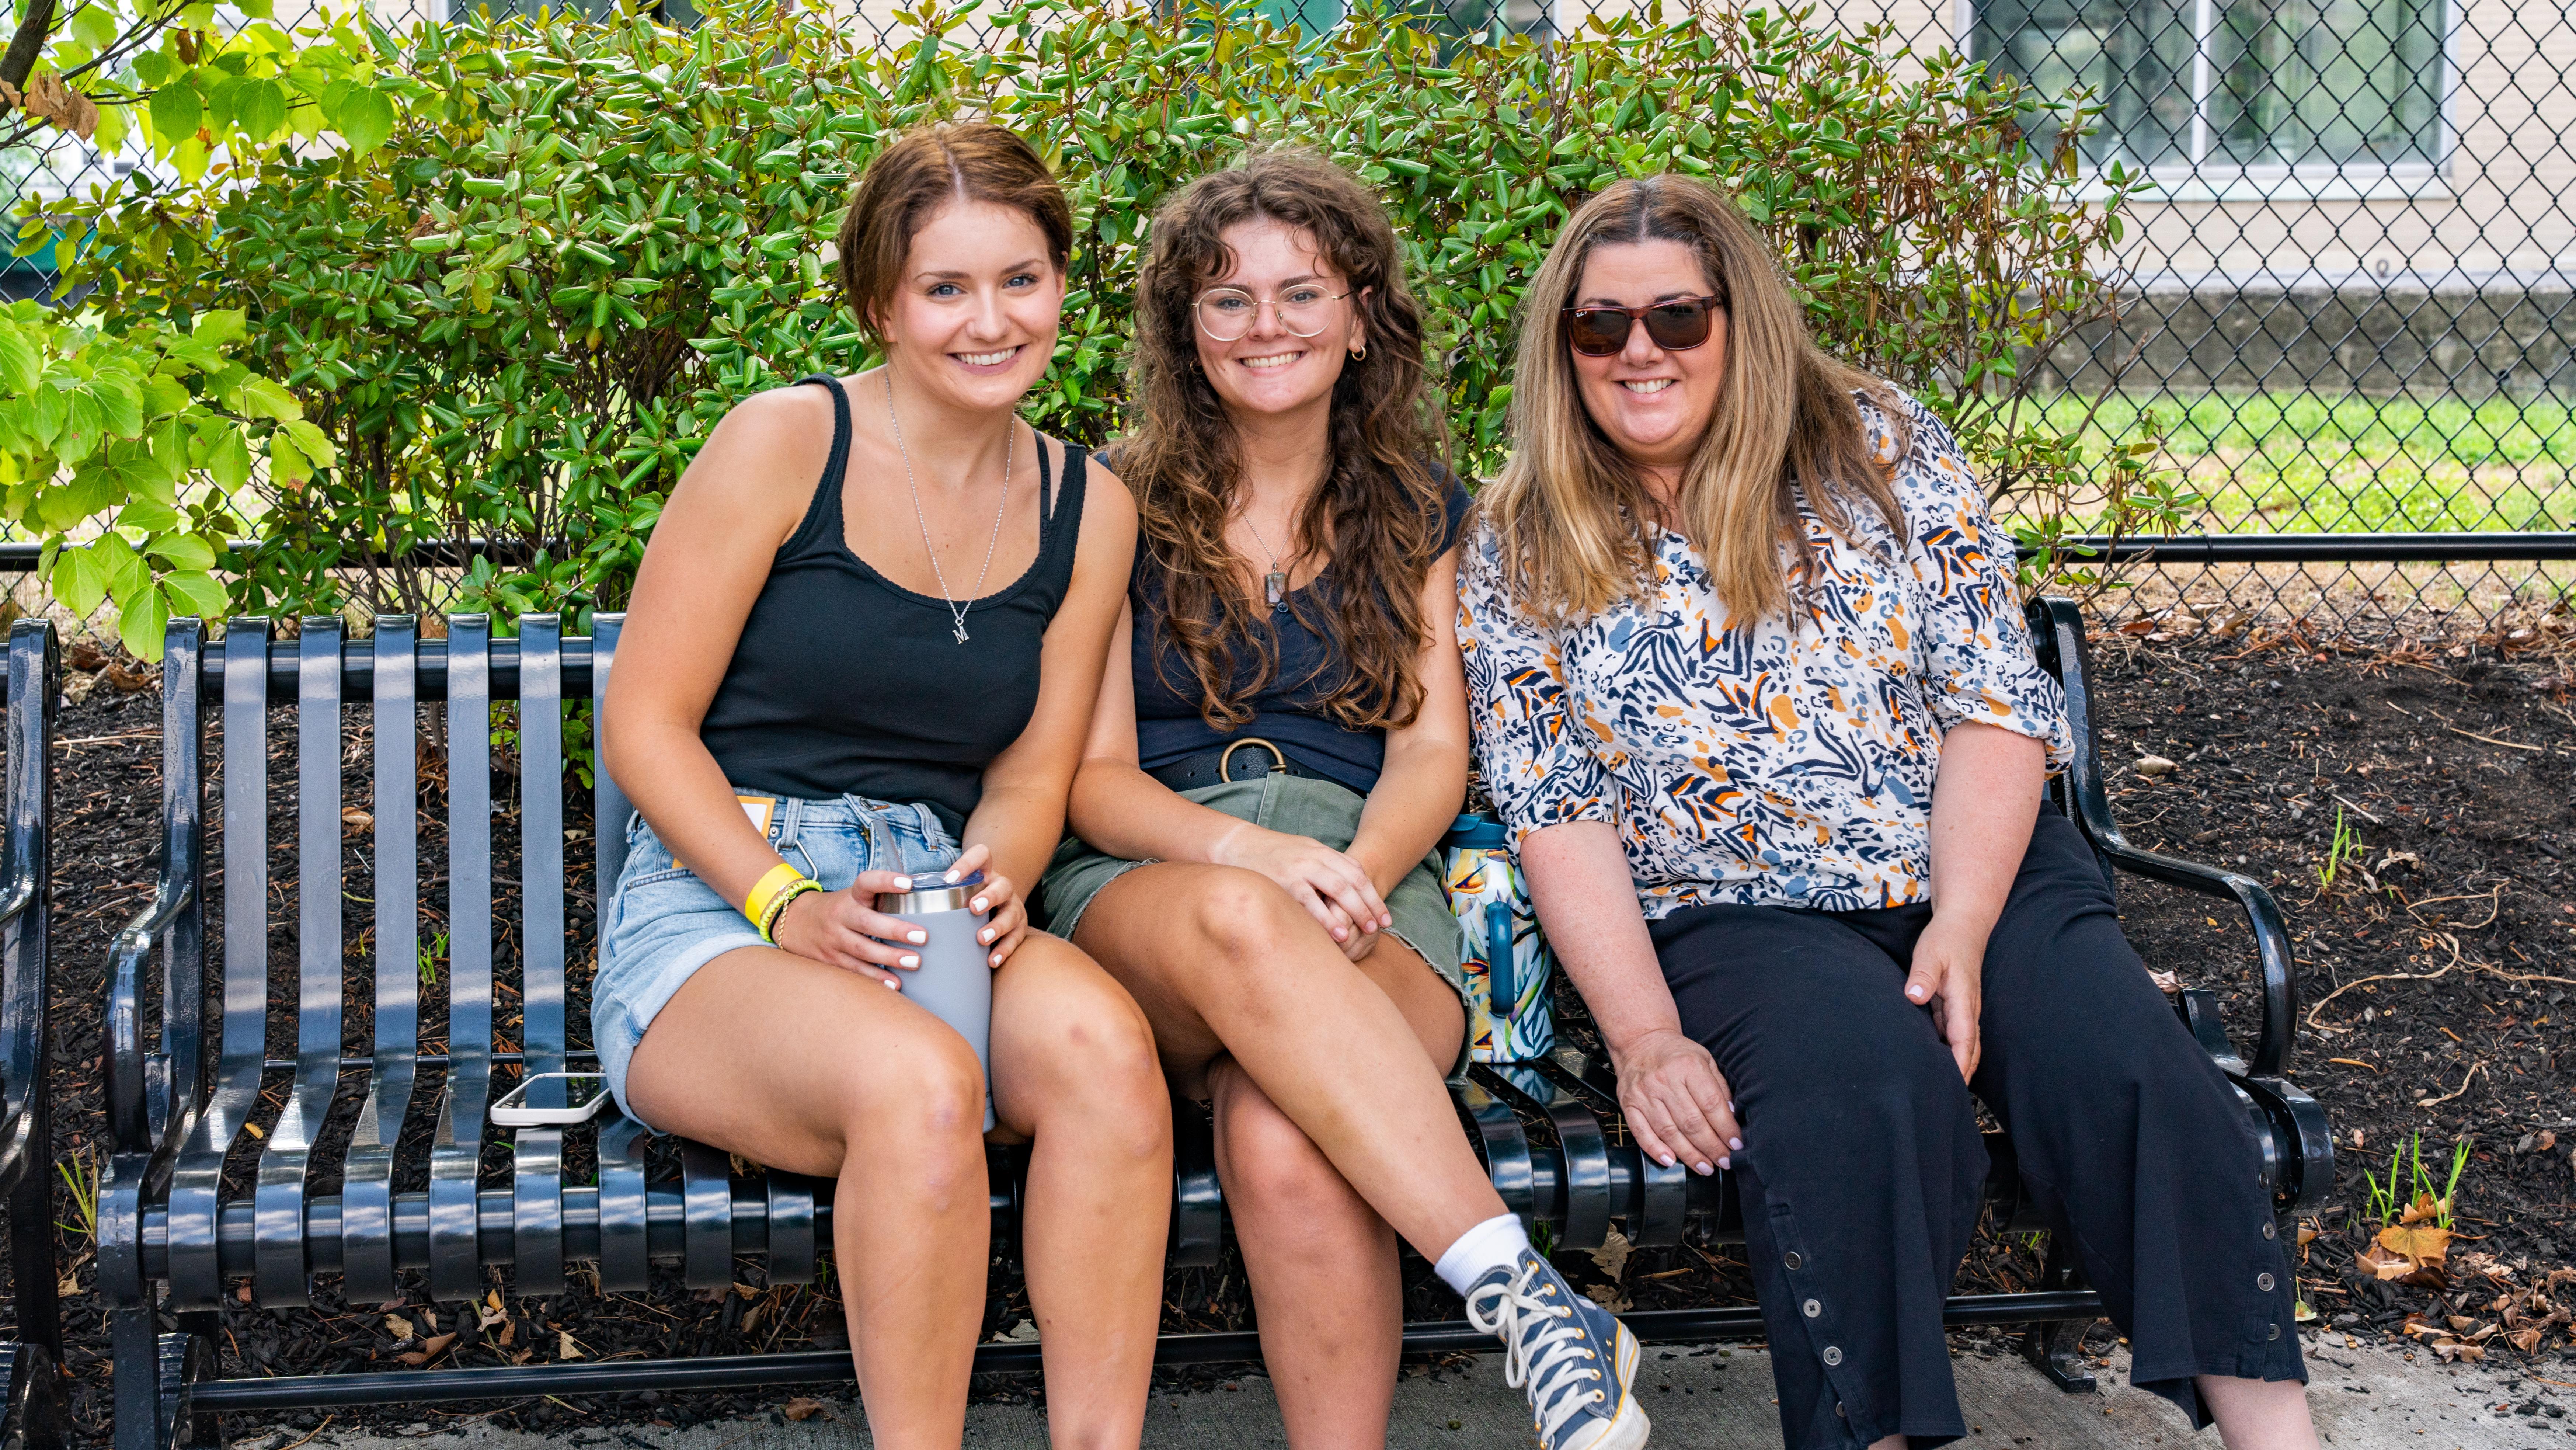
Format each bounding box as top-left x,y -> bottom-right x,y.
1194,284 -> 1353,342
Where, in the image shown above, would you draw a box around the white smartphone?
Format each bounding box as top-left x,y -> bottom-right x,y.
490,1072 -> 612,1126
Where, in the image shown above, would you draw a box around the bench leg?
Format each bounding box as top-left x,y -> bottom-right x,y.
112,1307 -> 220,1450
2022,1238 -> 2099,1394
0,1339 -> 65,1450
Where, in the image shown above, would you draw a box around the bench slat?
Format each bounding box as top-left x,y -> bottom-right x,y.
251,620 -> 351,1306
343,618 -> 420,1305
681,1140 -> 735,1291
168,621 -> 279,1312
596,1117 -> 652,1293
1452,1078 -> 1533,1226
1471,1065 -> 1614,1252
511,616 -> 571,1297
429,618 -> 496,1304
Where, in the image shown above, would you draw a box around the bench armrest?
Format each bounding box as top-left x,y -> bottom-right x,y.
105,874 -> 199,1163
2026,597 -> 2299,1079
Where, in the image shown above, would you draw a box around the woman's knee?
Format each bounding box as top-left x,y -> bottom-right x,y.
1212,1072 -> 1361,1221
1187,867 -> 1317,963
842,1020 -> 989,1152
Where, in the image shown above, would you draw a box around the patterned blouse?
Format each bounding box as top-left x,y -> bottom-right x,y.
1458,389 -> 2073,918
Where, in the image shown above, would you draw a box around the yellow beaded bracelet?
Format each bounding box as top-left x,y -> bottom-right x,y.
757,879 -> 822,943
742,862 -> 810,936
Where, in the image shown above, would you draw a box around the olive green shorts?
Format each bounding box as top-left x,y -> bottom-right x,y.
1036,771 -> 1470,1078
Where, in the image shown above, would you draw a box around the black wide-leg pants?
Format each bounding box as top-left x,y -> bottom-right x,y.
1649,811 -> 2305,1449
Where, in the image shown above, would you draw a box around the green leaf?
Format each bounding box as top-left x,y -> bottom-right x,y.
70,5 -> 119,54
162,569 -> 227,619
239,79 -> 289,142
55,546 -> 107,620
192,309 -> 248,349
149,83 -> 204,146
205,428 -> 252,491
56,390 -> 105,465
117,498 -> 184,533
280,418 -> 337,470
120,585 -> 172,663
0,325 -> 38,396
269,427 -> 312,486
227,375 -> 300,423
146,532 -> 217,570
336,86 -> 396,156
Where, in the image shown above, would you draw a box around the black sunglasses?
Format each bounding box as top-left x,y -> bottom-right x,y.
1561,294 -> 1727,357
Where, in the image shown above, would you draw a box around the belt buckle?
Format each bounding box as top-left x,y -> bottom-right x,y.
1218,738 -> 1288,782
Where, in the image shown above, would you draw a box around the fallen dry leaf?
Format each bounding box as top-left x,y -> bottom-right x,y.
2512,1328 -> 2544,1353
385,1314 -> 415,1342
1587,1230 -> 1633,1284
2133,754 -> 2178,777
2380,1222 -> 2453,1264
781,1398 -> 831,1423
343,807 -> 376,833
558,1329 -> 582,1360
2398,1194 -> 2448,1227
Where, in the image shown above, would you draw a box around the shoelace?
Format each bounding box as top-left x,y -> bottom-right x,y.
1465,1261 -> 1606,1444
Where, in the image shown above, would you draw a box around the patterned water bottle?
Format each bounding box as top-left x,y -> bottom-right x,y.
1443,812 -> 1554,1065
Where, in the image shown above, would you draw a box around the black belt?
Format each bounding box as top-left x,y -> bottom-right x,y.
1148,738 -> 1333,792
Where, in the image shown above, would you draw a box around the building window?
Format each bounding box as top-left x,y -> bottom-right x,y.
1969,0 -> 2448,181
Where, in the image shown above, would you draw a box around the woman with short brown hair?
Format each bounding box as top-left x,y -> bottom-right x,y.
1042,150 -> 1651,1450
1463,173 -> 2322,1450
599,122 -> 1169,1449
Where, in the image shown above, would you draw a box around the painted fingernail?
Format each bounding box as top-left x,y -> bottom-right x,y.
1657,1153 -> 1675,1168
894,876 -> 913,891
979,929 -> 993,943
907,930 -> 927,945
1730,1137 -> 1745,1151
883,978 -> 900,990
1717,1155 -> 1731,1170
944,869 -> 960,883
1908,985 -> 1927,1000
900,954 -> 920,969
971,897 -> 988,913
990,952 -> 1003,966
1695,1161 -> 1713,1176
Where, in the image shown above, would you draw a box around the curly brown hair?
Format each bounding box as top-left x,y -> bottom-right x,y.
1121,149 -> 1451,733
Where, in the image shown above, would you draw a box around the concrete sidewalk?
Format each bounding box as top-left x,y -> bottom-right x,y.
237,1336 -> 2576,1450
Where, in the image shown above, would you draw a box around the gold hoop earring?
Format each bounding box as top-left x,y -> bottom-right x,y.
1350,343 -> 1367,361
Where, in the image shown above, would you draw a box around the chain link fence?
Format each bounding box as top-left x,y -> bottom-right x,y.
7,0 -> 2573,654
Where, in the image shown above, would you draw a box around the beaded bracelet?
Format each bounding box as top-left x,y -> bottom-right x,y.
742,862 -> 810,936
756,878 -> 823,943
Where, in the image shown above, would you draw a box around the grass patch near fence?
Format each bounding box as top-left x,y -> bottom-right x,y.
2015,392 -> 2576,534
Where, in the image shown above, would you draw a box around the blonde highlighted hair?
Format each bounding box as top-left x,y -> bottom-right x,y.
1482,174 -> 1904,626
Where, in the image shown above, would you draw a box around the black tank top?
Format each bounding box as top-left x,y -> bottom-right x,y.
697,374 -> 1088,835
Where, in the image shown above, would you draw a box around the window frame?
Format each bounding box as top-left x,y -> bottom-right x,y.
1953,0 -> 2460,202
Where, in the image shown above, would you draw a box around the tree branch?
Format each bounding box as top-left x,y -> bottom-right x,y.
2,0 -> 62,94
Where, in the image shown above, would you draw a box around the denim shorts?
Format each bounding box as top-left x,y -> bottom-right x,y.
593,790 -> 961,1130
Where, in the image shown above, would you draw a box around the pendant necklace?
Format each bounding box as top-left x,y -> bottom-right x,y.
887,372 -> 1012,644
1240,510 -> 1292,612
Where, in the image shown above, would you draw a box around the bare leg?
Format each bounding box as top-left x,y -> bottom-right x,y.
988,933 -> 1173,1450
2197,1375 -> 2321,1450
1207,935 -> 1465,1450
627,946 -> 988,1450
1073,862 -> 1504,1256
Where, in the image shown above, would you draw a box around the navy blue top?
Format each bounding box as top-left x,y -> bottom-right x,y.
1124,465 -> 1473,795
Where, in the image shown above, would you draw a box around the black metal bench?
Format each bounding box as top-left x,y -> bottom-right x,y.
96,599 -> 2329,1448
0,621 -> 66,1450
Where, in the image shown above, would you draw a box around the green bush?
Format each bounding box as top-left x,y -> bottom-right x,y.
41,0 -> 2169,643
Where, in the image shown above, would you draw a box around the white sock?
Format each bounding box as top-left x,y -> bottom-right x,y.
1433,1211 -> 1534,1296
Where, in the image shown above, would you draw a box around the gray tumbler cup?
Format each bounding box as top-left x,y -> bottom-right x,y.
875,873 -> 996,1132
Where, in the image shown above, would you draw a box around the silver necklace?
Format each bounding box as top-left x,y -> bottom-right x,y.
1240,510 -> 1291,612
887,372 -> 1013,644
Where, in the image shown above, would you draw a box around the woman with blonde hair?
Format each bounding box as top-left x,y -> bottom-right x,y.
1461,173 -> 2322,1450
1041,150 -> 1650,1450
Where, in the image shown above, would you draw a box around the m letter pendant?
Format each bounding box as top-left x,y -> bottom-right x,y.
1264,569 -> 1287,609
953,621 -> 970,644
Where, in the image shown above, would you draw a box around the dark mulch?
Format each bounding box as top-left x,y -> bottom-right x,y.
14,622 -> 2575,1439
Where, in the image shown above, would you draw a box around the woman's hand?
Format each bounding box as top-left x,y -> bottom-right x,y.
1208,822 -> 1393,950
1904,917 -> 1987,1082
1610,1027 -> 1743,1176
941,842 -> 1031,969
770,867 -> 941,988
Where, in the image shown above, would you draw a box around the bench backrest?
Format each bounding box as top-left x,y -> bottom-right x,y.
129,614 -> 625,1307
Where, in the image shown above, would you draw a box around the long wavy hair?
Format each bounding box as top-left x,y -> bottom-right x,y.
1481,174 -> 1903,627
1120,149 -> 1450,732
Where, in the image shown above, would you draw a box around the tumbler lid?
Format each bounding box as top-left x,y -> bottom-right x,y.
875,870 -> 985,915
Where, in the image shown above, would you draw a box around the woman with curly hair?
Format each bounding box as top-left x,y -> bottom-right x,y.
1037,150 -> 1650,1450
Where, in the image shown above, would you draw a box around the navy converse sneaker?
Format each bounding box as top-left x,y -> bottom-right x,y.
1464,1247 -> 1650,1450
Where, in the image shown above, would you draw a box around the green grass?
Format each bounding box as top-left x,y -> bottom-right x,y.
2016,392 -> 2576,533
